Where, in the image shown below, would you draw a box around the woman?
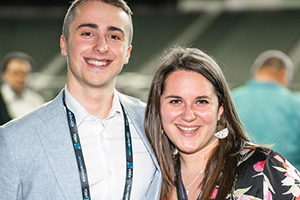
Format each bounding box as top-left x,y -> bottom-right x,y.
145,46 -> 300,200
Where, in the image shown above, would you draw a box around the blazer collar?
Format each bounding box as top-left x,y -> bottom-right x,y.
37,90 -> 82,199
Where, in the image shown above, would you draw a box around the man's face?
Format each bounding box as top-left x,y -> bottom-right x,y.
60,1 -> 132,90
2,59 -> 31,95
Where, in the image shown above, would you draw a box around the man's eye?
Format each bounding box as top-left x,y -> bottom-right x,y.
110,35 -> 120,40
82,32 -> 93,36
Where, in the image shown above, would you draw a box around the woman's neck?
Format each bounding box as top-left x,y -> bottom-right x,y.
178,138 -> 219,199
179,138 -> 218,172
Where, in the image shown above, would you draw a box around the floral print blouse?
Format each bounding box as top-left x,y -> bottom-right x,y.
214,147 -> 300,200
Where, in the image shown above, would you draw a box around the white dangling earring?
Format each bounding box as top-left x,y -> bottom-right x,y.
214,126 -> 229,139
173,147 -> 178,155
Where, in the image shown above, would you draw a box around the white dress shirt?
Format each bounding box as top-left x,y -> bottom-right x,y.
64,88 -> 156,200
1,83 -> 45,119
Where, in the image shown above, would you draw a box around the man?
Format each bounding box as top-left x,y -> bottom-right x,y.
232,50 -> 300,170
0,0 -> 162,199
0,51 -> 45,125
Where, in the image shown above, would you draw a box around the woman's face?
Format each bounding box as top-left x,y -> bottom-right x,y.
160,70 -> 223,155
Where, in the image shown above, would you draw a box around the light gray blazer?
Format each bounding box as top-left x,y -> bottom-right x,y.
0,90 -> 162,200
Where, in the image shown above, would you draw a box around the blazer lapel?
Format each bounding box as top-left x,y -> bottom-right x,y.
118,93 -> 159,168
37,92 -> 82,199
119,93 -> 162,198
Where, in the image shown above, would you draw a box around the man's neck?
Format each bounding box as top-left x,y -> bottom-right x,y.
67,84 -> 115,119
5,84 -> 24,99
14,91 -> 23,99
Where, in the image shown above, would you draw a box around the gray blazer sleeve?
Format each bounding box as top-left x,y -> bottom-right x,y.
0,92 -> 82,200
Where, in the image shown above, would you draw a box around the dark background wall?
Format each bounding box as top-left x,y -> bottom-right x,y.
1,0 -> 299,101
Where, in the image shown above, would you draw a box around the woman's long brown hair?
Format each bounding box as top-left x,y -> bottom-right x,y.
145,46 -> 250,200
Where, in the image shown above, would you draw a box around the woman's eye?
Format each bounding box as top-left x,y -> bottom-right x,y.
197,99 -> 208,104
170,99 -> 181,104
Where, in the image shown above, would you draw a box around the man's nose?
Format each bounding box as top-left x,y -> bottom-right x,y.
94,36 -> 109,53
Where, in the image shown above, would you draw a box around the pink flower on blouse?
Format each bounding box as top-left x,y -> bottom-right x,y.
210,188 -> 218,198
274,155 -> 290,170
285,172 -> 294,179
292,185 -> 300,197
274,155 -> 284,163
263,190 -> 272,200
238,197 -> 254,200
253,161 -> 265,172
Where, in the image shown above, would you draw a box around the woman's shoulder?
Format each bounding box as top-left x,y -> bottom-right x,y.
237,144 -> 289,169
231,144 -> 300,199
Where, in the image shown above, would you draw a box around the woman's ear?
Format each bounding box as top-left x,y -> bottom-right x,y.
217,105 -> 224,121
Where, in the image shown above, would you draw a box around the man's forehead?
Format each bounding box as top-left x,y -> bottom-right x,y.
71,3 -> 130,28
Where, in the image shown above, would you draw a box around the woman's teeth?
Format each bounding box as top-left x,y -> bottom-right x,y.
177,125 -> 199,132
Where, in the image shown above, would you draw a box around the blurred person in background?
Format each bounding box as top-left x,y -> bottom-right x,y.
232,50 -> 300,170
0,0 -> 161,199
0,51 -> 45,125
145,46 -> 300,200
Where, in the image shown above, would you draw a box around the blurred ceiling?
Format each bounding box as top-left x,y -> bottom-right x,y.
0,0 -> 177,16
0,0 -> 174,6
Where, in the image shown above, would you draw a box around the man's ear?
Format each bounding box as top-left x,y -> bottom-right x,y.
1,72 -> 7,83
60,35 -> 67,56
124,45 -> 132,65
278,68 -> 288,87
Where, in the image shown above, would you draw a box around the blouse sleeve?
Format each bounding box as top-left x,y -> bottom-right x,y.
260,150 -> 300,199
231,148 -> 300,200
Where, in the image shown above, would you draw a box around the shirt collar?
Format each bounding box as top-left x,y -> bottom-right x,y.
109,89 -> 122,119
64,86 -> 122,126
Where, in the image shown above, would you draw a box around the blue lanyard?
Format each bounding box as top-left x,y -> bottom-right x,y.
62,91 -> 133,200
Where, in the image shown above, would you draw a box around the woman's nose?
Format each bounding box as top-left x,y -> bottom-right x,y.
182,105 -> 196,122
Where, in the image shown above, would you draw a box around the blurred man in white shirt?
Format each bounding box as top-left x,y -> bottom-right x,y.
0,51 -> 44,124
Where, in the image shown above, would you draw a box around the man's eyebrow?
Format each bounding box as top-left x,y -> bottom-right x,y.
107,26 -> 125,36
75,24 -> 125,37
76,23 -> 98,30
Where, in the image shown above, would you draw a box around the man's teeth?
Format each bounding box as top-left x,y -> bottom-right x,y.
177,125 -> 199,132
88,60 -> 107,66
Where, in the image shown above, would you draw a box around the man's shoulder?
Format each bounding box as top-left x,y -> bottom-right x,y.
1,93 -> 63,133
287,91 -> 300,102
118,92 -> 146,108
231,81 -> 253,97
26,88 -> 45,100
231,86 -> 252,103
117,93 -> 146,123
231,86 -> 248,96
